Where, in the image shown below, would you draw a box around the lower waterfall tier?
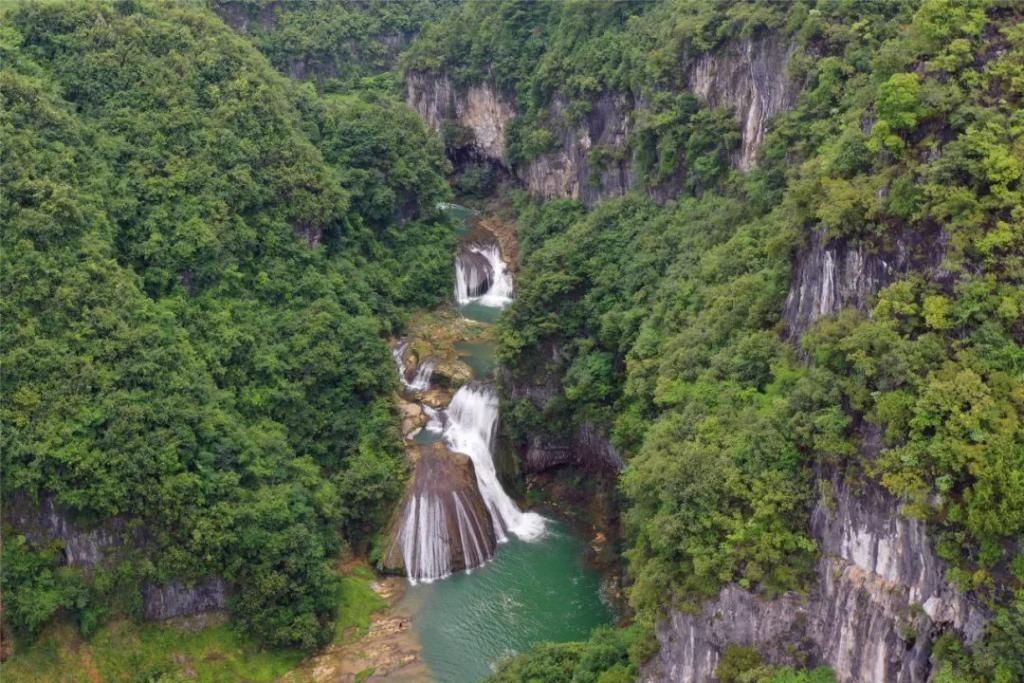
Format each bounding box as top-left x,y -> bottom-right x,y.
380,443 -> 497,582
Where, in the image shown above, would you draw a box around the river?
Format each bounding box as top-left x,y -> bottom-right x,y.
391,205 -> 613,681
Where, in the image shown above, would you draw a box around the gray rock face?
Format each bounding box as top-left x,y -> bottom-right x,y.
7,495 -> 127,568
406,71 -> 516,162
406,36 -> 797,206
143,578 -> 228,621
641,456 -> 986,683
524,422 -> 624,473
687,37 -> 797,171
647,587 -> 814,682
505,349 -> 623,474
521,93 -> 640,207
9,494 -> 229,621
783,228 -> 948,340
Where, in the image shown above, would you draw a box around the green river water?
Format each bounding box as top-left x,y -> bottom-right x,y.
397,520 -> 613,683
396,206 -> 614,682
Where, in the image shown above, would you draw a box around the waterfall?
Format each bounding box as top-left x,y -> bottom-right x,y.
452,491 -> 489,570
392,340 -> 434,392
421,404 -> 446,437
455,243 -> 513,307
444,384 -> 545,542
399,494 -> 452,584
408,360 -> 434,391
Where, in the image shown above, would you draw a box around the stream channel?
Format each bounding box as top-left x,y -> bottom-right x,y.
390,205 -> 613,682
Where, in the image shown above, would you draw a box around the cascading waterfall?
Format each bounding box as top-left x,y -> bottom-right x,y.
392,340 -> 434,392
445,384 -> 545,542
455,243 -> 513,307
451,490 -> 490,570
421,404 -> 445,435
399,494 -> 452,583
389,216 -> 543,585
408,360 -> 435,391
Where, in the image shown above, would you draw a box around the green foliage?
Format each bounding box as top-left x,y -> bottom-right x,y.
492,0 -> 1023,677
213,0 -> 452,92
0,619 -> 303,683
1,0 -> 452,650
717,644 -> 837,683
486,624 -> 650,683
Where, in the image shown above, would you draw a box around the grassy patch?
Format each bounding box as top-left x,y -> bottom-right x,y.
2,564 -> 388,681
1,619 -> 303,683
334,564 -> 388,644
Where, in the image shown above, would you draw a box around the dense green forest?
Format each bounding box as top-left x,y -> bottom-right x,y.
2,1 -> 1023,682
1,0 -> 453,650
425,0 -> 1023,681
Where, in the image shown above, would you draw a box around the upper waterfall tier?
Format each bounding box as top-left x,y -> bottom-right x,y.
455,242 -> 513,307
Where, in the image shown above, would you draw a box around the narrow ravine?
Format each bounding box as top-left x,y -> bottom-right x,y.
384,206 -> 613,682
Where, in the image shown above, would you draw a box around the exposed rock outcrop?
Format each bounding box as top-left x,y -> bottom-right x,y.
7,495 -> 229,621
143,578 -> 228,622
505,347 -> 624,474
407,36 -> 797,206
641,448 -> 986,683
6,495 -> 131,568
406,71 -> 516,163
687,37 -> 797,171
380,443 -> 497,578
524,422 -> 624,474
783,227 -> 949,340
521,93 -> 640,206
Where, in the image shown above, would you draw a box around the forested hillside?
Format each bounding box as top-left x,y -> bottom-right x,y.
1,0 -> 452,651
401,1 -> 1024,681
2,1 -> 1022,682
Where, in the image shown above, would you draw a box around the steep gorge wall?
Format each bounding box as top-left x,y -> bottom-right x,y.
783,227 -> 949,340
641,428 -> 987,683
406,36 -> 796,206
503,341 -> 624,475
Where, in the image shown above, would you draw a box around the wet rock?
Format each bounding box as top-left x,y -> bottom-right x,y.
396,398 -> 426,438
419,387 -> 454,409
456,248 -> 494,298
379,443 -> 497,578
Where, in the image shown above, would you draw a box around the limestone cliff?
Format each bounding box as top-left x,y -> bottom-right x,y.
686,37 -> 797,171
6,495 -> 228,621
406,36 -> 796,206
641,428 -> 986,683
503,341 -> 624,475
784,227 -> 949,340
406,71 -> 516,164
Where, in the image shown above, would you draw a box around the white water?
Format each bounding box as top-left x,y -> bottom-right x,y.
422,404 -> 445,434
400,494 -> 453,583
452,491 -> 488,570
408,360 -> 434,391
392,340 -> 434,392
444,384 -> 545,542
455,243 -> 514,307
